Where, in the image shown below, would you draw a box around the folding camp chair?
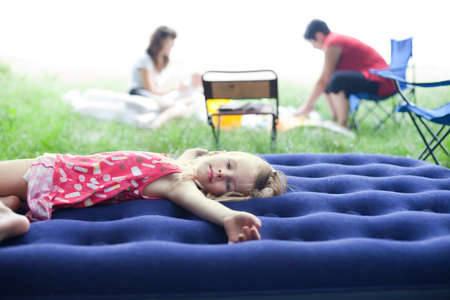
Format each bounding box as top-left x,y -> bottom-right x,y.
376,69 -> 450,165
202,70 -> 279,150
349,38 -> 414,131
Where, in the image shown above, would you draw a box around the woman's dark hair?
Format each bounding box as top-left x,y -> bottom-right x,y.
303,19 -> 330,40
146,26 -> 177,64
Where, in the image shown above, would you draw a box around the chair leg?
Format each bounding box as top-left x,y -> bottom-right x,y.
417,122 -> 449,158
357,99 -> 401,131
270,117 -> 277,152
209,125 -> 219,150
407,87 -> 416,103
407,111 -> 441,165
359,103 -> 386,129
358,103 -> 377,124
373,110 -> 390,131
216,115 -> 223,150
373,103 -> 400,131
209,117 -> 220,150
420,127 -> 449,163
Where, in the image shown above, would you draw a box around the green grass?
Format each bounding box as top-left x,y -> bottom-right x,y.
1,60 -> 449,167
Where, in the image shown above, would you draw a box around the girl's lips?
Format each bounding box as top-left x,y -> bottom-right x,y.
208,165 -> 213,182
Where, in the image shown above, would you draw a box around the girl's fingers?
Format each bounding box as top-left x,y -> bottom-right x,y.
250,226 -> 261,240
250,215 -> 262,229
238,233 -> 245,242
243,226 -> 251,238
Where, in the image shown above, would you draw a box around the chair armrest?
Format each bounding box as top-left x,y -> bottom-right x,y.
370,69 -> 450,88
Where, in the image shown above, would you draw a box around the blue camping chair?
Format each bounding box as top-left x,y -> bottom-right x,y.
349,38 -> 414,131
376,69 -> 450,165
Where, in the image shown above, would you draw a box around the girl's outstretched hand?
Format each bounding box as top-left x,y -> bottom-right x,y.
223,212 -> 262,244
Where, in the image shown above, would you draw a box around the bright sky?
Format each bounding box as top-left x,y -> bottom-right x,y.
1,0 -> 449,84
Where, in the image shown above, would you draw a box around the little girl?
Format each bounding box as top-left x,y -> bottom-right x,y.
0,148 -> 287,244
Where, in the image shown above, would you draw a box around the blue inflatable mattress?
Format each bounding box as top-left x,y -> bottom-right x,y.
1,153 -> 450,299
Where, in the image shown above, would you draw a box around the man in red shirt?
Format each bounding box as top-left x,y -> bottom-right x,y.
296,19 -> 395,128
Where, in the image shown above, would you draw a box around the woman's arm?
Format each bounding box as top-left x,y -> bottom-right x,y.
140,69 -> 177,96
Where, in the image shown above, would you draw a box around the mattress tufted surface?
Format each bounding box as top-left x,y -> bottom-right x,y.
1,153 -> 450,299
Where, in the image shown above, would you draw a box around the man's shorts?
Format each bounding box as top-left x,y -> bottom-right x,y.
325,71 -> 379,97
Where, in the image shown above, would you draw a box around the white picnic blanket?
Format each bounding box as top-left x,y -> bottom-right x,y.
63,88 -> 205,127
242,106 -> 356,138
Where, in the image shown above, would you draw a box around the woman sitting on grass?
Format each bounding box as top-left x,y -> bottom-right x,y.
0,148 -> 287,244
128,25 -> 204,129
130,25 -> 185,98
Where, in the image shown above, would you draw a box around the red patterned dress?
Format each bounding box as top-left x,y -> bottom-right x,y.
24,151 -> 181,221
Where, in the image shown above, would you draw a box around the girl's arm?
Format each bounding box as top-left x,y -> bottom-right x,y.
143,174 -> 261,243
177,149 -> 226,162
177,148 -> 208,161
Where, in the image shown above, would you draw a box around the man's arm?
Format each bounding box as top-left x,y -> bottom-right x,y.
296,45 -> 342,115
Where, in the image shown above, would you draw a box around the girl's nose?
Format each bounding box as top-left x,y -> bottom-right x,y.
217,168 -> 229,179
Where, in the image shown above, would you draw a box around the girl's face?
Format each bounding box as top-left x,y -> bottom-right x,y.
195,152 -> 259,196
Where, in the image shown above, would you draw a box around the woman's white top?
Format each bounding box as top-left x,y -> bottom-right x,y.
130,53 -> 162,90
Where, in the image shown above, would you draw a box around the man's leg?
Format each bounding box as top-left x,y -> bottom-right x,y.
329,91 -> 349,127
326,71 -> 378,128
325,93 -> 338,121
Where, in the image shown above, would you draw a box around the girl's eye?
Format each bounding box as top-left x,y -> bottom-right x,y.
227,161 -> 231,169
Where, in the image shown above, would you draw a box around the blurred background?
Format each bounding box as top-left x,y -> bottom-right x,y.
1,0 -> 449,86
